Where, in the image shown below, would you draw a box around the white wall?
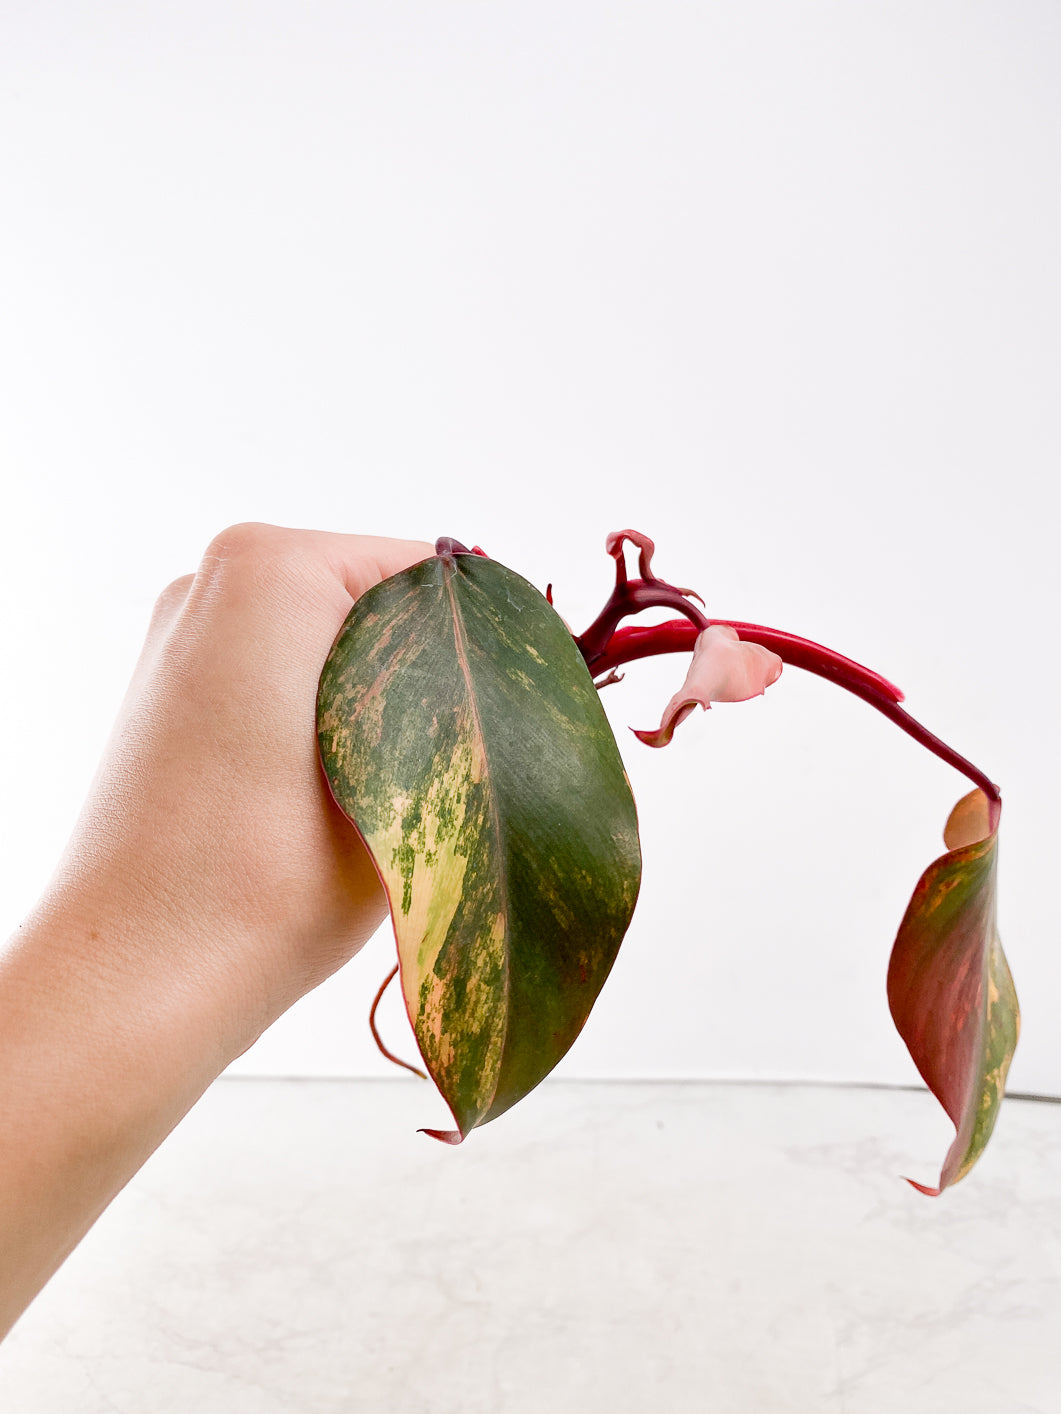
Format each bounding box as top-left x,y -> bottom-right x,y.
2,2 -> 1058,1096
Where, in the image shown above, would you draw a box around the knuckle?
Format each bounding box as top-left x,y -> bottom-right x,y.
199,522 -> 313,603
159,572 -> 195,603
201,522 -> 309,585
149,573 -> 195,623
204,521 -> 287,563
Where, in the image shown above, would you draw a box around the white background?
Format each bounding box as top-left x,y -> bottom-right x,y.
2,1 -> 1058,1096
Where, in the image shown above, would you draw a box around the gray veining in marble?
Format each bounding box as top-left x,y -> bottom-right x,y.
1,1079 -> 1058,1413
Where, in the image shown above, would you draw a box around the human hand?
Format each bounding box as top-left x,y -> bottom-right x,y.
0,523 -> 432,1336
40,522 -> 434,1051
37,526 -> 432,1057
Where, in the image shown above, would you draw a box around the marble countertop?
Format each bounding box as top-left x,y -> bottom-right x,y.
2,1077 -> 1058,1413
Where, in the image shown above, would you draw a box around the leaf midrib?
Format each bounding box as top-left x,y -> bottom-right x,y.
443,558 -> 513,1126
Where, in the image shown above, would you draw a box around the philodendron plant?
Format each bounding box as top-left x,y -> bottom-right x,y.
317,530 -> 1018,1196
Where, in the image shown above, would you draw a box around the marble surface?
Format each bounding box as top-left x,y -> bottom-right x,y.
1,1078 -> 1058,1413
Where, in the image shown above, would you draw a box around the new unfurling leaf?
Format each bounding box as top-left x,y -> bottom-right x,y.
633,625 -> 784,747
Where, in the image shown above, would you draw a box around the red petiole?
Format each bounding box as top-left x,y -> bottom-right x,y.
571,534 -> 1000,822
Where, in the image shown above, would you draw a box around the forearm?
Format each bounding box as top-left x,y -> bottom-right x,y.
0,892 -> 260,1340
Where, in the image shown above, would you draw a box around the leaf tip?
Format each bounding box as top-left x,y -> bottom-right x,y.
902,1175 -> 943,1198
419,1127 -> 465,1146
631,701 -> 700,748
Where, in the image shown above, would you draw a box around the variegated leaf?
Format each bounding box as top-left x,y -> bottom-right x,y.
887,789 -> 1019,1194
317,547 -> 642,1141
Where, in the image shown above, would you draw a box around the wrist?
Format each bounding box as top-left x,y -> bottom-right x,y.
17,879 -> 276,1082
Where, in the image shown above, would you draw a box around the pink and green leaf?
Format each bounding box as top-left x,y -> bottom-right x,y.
317,548 -> 641,1142
887,789 -> 1019,1194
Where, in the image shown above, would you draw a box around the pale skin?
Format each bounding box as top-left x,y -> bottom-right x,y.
0,523 -> 434,1340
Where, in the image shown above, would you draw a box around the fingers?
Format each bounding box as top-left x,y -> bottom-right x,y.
275,526 -> 436,603
198,523 -> 435,608
317,531 -> 436,603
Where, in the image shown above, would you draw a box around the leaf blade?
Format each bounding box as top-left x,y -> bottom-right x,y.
317,551 -> 642,1139
887,789 -> 1018,1194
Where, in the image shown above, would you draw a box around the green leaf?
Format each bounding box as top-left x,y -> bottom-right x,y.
887,789 -> 1019,1194
317,548 -> 642,1141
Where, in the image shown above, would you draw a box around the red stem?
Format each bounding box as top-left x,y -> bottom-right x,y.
582,610 -> 1000,810
592,619 -> 905,704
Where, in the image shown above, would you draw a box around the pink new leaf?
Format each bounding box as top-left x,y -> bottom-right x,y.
633,625 -> 784,748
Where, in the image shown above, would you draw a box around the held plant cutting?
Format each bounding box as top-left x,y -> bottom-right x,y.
316,531 -> 1018,1196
